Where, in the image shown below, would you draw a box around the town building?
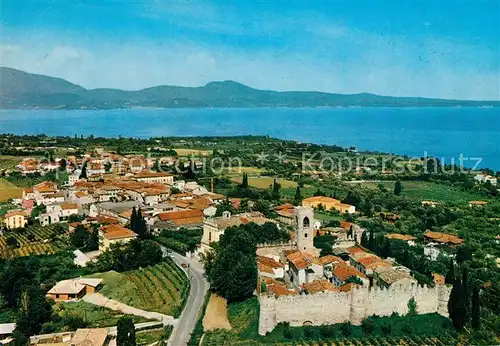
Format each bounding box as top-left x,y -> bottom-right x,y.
98,224 -> 138,251
2,210 -> 28,229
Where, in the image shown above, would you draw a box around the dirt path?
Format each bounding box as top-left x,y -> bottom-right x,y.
83,292 -> 176,325
202,294 -> 231,331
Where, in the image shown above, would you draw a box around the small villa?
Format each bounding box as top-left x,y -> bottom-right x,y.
47,278 -> 102,302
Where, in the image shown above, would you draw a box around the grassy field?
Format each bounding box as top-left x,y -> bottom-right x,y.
93,260 -> 189,317
224,166 -> 263,176
0,224 -> 69,259
174,148 -> 212,156
0,156 -> 20,170
232,176 -> 298,189
60,301 -> 150,328
0,178 -> 23,202
360,181 -> 486,204
136,327 -> 172,345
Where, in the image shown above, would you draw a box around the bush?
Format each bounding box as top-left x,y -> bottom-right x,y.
340,322 -> 352,337
283,322 -> 292,339
361,319 -> 375,335
303,325 -> 315,338
319,324 -> 334,338
381,322 -> 392,335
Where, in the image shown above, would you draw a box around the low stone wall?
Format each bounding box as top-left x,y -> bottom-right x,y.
258,282 -> 451,335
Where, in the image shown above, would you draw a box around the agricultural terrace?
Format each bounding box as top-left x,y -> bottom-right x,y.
0,178 -> 22,202
0,224 -> 69,259
92,260 -> 189,317
201,298 -> 460,346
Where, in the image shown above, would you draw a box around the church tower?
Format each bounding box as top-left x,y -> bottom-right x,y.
294,206 -> 315,253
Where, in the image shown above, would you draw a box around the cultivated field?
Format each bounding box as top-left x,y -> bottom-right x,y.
174,148 -> 212,156
232,176 -> 298,189
0,156 -> 20,170
95,260 -> 189,317
359,180 -> 485,204
0,178 -> 22,202
224,166 -> 263,176
0,224 -> 69,259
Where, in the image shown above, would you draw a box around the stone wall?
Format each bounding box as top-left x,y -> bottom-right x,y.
256,241 -> 297,257
258,282 -> 451,335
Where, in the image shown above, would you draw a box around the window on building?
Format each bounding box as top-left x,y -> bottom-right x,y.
303,216 -> 310,228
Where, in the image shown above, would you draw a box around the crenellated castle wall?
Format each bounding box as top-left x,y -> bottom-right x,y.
258,283 -> 451,335
256,240 -> 297,257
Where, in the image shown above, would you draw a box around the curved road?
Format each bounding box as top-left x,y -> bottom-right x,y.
163,248 -> 208,346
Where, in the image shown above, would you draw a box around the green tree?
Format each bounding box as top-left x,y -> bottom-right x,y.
117,316 -> 136,346
394,180 -> 402,196
407,297 -> 417,316
240,173 -> 249,189
445,258 -> 455,284
79,162 -> 88,179
271,179 -> 281,201
14,285 -> 52,340
293,186 -> 303,206
70,224 -> 90,249
59,158 -> 67,171
448,278 -> 467,331
471,284 -> 481,330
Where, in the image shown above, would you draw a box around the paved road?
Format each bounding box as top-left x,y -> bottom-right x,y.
163,249 -> 208,346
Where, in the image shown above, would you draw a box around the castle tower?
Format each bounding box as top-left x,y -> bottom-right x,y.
349,285 -> 367,325
294,206 -> 315,253
258,296 -> 277,335
437,284 -> 452,317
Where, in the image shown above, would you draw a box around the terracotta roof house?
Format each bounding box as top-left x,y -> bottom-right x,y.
349,252 -> 392,275
155,209 -> 204,229
330,262 -> 368,286
424,231 -> 464,246
98,224 -> 137,251
373,266 -> 416,288
303,279 -> 338,294
258,255 -> 285,279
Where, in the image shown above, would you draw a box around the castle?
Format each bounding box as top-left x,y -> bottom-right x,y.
259,281 -> 451,335
257,206 -> 452,335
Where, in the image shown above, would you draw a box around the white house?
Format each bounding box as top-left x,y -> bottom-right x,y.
474,173 -> 497,186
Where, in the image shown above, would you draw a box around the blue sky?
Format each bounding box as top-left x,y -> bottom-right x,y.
1,0 -> 499,100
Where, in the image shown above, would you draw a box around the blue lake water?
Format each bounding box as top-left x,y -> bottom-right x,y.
0,107 -> 499,170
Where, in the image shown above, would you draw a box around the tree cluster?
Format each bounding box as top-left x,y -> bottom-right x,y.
204,222 -> 289,302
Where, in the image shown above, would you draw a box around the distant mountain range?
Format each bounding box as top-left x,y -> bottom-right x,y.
1,67 -> 498,109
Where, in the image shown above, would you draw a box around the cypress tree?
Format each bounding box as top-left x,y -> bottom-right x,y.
394,180 -> 402,196
130,207 -> 137,232
117,317 -> 136,346
471,284 -> 481,330
271,179 -> 280,201
79,163 -> 88,179
293,186 -> 303,206
448,278 -> 467,331
241,173 -> 249,189
368,230 -> 375,250
445,258 -> 455,284
462,265 -> 470,321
